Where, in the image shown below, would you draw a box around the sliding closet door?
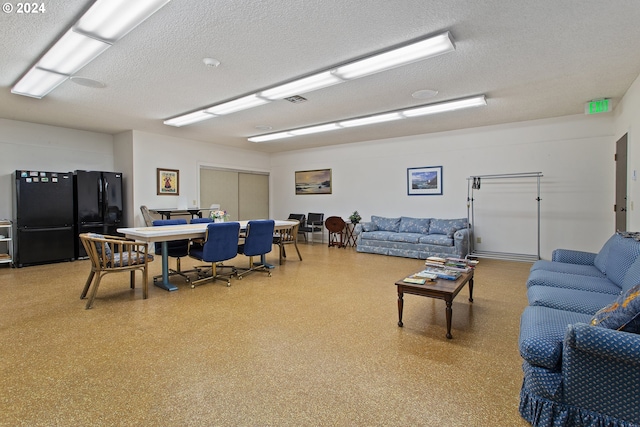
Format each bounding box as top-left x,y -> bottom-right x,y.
200,169 -> 239,220
200,168 -> 269,221
238,173 -> 269,220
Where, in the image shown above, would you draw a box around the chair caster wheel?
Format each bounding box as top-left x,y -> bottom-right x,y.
226,281 -> 231,287
238,276 -> 243,280
191,284 -> 195,289
268,272 -> 272,277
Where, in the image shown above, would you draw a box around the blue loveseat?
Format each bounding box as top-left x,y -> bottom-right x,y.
518,232 -> 640,427
354,215 -> 471,260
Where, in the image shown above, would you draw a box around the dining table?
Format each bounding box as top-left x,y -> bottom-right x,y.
117,219 -> 298,291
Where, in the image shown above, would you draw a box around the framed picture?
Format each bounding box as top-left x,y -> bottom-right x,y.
407,166 -> 443,195
295,169 -> 332,195
157,168 -> 179,195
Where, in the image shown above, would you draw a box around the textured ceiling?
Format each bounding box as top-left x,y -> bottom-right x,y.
1,0 -> 640,153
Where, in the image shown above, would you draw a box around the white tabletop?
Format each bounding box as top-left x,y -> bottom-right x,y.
118,220 -> 297,243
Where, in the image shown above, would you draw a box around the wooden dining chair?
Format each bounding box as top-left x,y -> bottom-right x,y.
80,233 -> 154,309
273,221 -> 303,265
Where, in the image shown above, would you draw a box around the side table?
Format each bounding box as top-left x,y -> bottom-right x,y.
345,222 -> 357,247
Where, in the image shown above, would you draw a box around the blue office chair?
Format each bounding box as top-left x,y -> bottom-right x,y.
152,219 -> 195,284
190,218 -> 213,224
190,217 -> 213,251
188,222 -> 240,287
236,220 -> 275,279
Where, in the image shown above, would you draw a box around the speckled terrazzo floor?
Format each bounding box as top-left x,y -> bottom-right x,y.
0,244 -> 532,427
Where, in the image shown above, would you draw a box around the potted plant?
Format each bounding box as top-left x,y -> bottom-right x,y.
349,211 -> 361,224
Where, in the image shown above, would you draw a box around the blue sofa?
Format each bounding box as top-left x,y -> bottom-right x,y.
354,215 -> 471,260
518,232 -> 640,427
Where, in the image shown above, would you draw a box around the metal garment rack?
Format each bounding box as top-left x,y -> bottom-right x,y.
467,172 -> 543,262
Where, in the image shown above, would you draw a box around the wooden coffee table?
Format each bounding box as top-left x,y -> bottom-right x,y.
395,269 -> 474,339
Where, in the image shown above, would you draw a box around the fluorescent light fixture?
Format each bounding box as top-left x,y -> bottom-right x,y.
248,132 -> 295,143
206,94 -> 270,115
339,112 -> 403,128
402,95 -> 486,117
74,0 -> 172,43
164,110 -> 215,127
11,0 -> 171,98
289,123 -> 342,136
11,67 -> 69,99
259,71 -> 344,101
167,31 -> 455,127
249,95 -> 487,142
38,30 -> 111,75
332,32 -> 454,80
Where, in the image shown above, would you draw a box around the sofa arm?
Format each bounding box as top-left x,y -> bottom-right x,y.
551,249 -> 597,265
454,227 -> 472,256
562,323 -> 640,421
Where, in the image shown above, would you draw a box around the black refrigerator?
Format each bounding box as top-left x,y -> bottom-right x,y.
74,170 -> 124,258
13,170 -> 75,267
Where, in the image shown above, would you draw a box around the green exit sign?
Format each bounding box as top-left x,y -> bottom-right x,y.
585,99 -> 611,114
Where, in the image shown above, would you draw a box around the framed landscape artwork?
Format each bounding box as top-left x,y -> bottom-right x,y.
157,168 -> 179,195
407,166 -> 443,195
295,169 -> 332,195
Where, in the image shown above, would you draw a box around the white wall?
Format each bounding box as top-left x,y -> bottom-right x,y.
2,109 -> 625,260
128,130 -> 271,227
615,73 -> 640,231
271,114 -> 615,259
0,118 -> 114,221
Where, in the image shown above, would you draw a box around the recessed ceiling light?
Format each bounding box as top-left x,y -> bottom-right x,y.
203,57 -> 221,68
255,125 -> 273,131
70,76 -> 106,88
412,89 -> 438,99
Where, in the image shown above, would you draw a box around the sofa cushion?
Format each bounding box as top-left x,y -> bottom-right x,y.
429,219 -> 456,237
603,235 -> 640,287
591,284 -> 640,333
371,216 -> 401,232
388,233 -> 423,244
361,222 -> 378,232
398,217 -> 430,234
519,306 -> 592,369
360,231 -> 396,241
526,269 -> 622,294
429,218 -> 467,238
527,285 -> 617,315
620,256 -> 640,293
593,233 -> 620,273
529,260 -> 606,278
419,234 -> 454,246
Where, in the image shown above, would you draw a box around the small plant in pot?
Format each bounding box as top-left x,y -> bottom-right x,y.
349,211 -> 362,224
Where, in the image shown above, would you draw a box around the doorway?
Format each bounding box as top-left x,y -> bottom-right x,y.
615,133 -> 628,231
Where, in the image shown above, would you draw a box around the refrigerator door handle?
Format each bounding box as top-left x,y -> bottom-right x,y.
103,179 -> 109,219
98,177 -> 103,208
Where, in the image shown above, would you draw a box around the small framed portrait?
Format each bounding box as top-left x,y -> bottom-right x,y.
157,168 -> 179,195
407,166 -> 443,196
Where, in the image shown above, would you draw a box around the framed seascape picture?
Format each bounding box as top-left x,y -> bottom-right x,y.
295,169 -> 332,195
157,168 -> 179,195
407,166 -> 443,195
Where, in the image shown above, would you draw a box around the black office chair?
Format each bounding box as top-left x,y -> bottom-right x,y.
300,213 -> 324,244
236,220 -> 275,279
288,213 -> 306,242
152,219 -> 196,284
188,222 -> 240,287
